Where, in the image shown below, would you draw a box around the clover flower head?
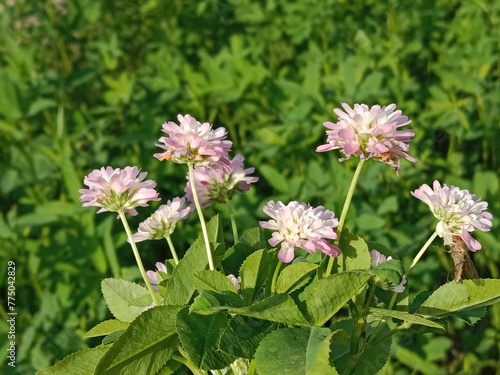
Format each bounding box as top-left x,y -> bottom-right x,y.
146,262 -> 168,292
185,154 -> 258,208
259,200 -> 341,263
227,274 -> 241,292
370,249 -> 407,293
370,249 -> 394,267
131,197 -> 192,243
79,166 -> 160,216
316,103 -> 417,173
411,180 -> 493,251
154,114 -> 232,166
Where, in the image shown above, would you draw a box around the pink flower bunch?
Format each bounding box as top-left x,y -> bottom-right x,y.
154,114 -> 232,166
132,197 -> 192,242
227,274 -> 241,292
184,155 -> 259,208
317,103 -> 417,172
411,180 -> 492,251
79,166 -> 160,216
259,201 -> 341,263
146,262 -> 168,292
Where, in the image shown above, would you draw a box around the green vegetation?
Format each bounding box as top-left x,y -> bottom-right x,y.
1,0 -> 499,373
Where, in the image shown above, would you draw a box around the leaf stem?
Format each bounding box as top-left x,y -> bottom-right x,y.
172,351 -> 203,375
188,162 -> 215,271
325,159 -> 365,276
118,211 -> 160,306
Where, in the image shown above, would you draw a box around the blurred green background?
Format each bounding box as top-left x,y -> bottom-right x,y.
0,0 -> 499,374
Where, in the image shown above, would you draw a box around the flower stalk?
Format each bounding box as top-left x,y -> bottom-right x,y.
165,235 -> 179,265
325,158 -> 365,276
188,162 -> 215,271
409,230 -> 439,270
226,199 -> 239,243
118,211 -> 160,306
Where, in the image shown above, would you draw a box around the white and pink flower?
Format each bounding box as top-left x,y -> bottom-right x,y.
259,201 -> 341,263
132,197 -> 192,242
185,154 -> 258,207
146,262 -> 168,292
411,180 -> 492,251
154,114 -> 232,166
79,166 -> 160,216
317,103 -> 416,173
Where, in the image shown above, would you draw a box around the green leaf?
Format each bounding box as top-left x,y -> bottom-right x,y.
369,259 -> 405,291
222,243 -> 256,276
275,262 -> 319,294
95,305 -> 182,375
28,98 -> 57,116
355,213 -> 385,231
376,196 -> 399,215
454,308 -> 487,326
239,226 -> 268,248
61,151 -> 82,202
367,308 -> 445,330
415,279 -> 500,318
155,359 -> 183,375
219,316 -> 275,359
233,294 -> 309,326
191,291 -> 309,326
191,290 -> 245,313
330,319 -> 391,375
306,272 -> 371,326
222,226 -> 266,275
254,327 -> 338,375
177,308 -> 235,370
162,215 -> 223,305
473,170 -> 499,197
101,278 -> 152,322
391,345 -> 444,375
240,249 -> 273,304
84,320 -> 130,338
36,346 -> 109,375
102,331 -> 125,345
193,270 -> 239,293
335,229 -> 372,272
259,164 -> 289,193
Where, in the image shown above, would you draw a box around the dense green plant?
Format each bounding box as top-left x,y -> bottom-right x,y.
35,105 -> 500,375
1,0 -> 499,373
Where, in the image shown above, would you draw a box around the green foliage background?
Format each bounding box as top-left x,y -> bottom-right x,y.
0,0 -> 499,373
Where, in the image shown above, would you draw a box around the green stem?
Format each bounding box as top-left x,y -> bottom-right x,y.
369,291 -> 399,340
118,211 -> 160,306
226,199 -> 239,243
325,159 -> 365,276
364,285 -> 377,309
387,291 -> 399,310
104,230 -> 121,278
367,324 -> 407,348
270,261 -> 283,295
188,163 -> 215,271
165,234 -> 179,265
171,354 -> 204,375
409,230 -> 439,271
345,304 -> 367,375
